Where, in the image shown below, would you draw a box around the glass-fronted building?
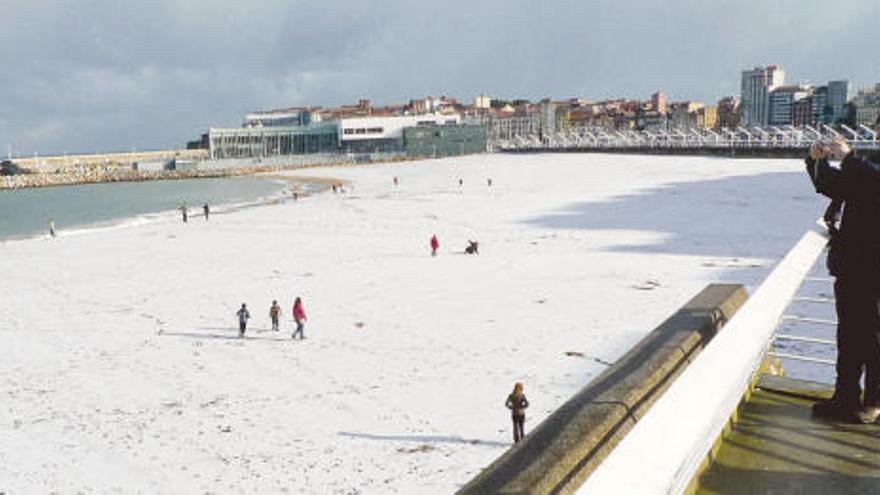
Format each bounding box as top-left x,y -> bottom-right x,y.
207,122 -> 340,159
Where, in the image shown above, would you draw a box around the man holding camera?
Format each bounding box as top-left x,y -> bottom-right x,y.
806,115 -> 880,423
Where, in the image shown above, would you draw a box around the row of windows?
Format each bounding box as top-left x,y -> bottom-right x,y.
343,127 -> 384,135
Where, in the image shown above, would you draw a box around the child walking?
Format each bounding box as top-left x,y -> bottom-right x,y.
270,300 -> 281,331
292,297 -> 307,340
505,382 -> 529,443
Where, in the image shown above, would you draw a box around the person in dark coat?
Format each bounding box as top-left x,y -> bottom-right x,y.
806,119 -> 880,423
236,303 -> 250,338
505,382 -> 529,443
203,203 -> 210,221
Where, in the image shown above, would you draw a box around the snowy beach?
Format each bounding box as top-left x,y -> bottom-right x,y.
0,153 -> 824,493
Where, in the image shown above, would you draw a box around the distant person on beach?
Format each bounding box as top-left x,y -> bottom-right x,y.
806,116 -> 880,424
203,203 -> 210,221
48,219 -> 56,237
465,240 -> 479,255
180,204 -> 188,223
293,191 -> 299,201
430,234 -> 439,257
332,184 -> 338,194
292,297 -> 307,340
505,382 -> 529,443
393,176 -> 399,186
270,300 -> 281,331
236,303 -> 250,338
487,178 -> 493,187
458,178 -> 463,187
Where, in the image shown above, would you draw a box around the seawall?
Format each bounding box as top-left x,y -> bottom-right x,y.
458,284 -> 748,495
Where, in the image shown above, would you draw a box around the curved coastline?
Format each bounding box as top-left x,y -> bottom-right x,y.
0,175 -> 345,243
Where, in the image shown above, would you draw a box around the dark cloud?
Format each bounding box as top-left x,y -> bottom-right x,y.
1,0 -> 877,155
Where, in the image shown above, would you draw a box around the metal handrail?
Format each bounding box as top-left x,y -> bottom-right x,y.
781,315 -> 837,326
774,334 -> 835,345
768,352 -> 836,366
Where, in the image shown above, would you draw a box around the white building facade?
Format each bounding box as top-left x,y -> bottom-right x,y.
339,114 -> 461,153
741,65 -> 785,126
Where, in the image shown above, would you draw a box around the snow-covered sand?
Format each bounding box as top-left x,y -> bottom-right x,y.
0,153 -> 824,493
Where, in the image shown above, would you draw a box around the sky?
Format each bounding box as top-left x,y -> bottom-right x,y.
1,0 -> 878,155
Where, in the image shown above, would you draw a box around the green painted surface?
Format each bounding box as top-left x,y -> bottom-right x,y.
697,376 -> 880,495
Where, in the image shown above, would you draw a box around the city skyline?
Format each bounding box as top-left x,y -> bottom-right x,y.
2,0 -> 878,155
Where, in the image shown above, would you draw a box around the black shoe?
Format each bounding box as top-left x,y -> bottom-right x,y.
812,399 -> 859,422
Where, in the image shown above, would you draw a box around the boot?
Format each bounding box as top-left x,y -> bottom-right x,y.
812,395 -> 860,422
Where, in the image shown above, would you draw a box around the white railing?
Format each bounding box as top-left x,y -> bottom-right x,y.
769,265 -> 837,374
495,125 -> 880,152
577,227 -> 829,494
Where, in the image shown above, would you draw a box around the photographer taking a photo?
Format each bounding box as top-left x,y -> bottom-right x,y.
806,115 -> 880,423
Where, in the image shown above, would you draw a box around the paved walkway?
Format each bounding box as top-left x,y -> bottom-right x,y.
697,375 -> 880,494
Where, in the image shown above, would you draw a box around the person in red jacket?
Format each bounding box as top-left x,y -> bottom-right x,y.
430,234 -> 439,257
292,297 -> 307,340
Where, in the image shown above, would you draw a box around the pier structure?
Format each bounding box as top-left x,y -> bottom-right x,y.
492,124 -> 879,155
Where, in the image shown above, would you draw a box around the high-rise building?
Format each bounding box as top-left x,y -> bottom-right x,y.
793,97 -> 813,127
809,86 -> 829,126
651,92 -> 667,114
827,80 -> 851,124
740,65 -> 785,126
768,85 -> 810,126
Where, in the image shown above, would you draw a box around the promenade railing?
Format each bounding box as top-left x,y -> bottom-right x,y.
494,125 -> 879,153
577,225 -> 829,494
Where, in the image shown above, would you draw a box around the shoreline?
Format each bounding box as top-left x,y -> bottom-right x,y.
0,174 -> 346,244
0,153 -> 417,191
0,164 -> 304,190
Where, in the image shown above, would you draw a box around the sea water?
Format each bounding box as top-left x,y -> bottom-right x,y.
0,177 -> 286,240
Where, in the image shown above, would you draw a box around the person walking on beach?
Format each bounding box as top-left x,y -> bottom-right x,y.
236,303 -> 250,338
270,300 -> 281,331
292,297 -> 307,339
505,382 -> 529,443
180,203 -> 188,223
430,234 -> 439,257
393,176 -> 399,187
48,219 -> 56,237
203,203 -> 210,221
806,117 -> 880,423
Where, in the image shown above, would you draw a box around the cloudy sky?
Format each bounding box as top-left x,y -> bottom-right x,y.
1,0 -> 877,155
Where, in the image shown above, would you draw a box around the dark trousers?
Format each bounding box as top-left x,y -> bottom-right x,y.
834,278 -> 880,406
292,321 -> 304,339
271,315 -> 279,331
512,414 -> 525,443
239,320 -> 247,337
